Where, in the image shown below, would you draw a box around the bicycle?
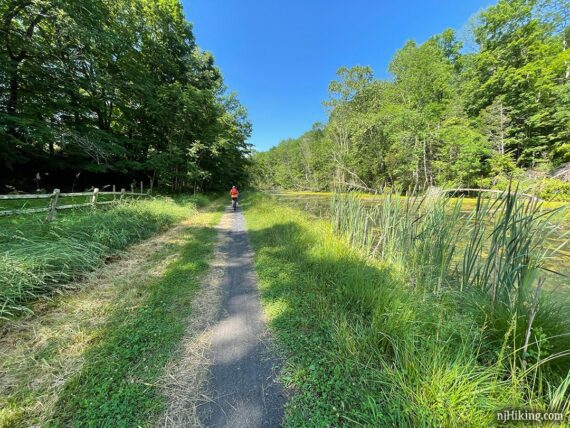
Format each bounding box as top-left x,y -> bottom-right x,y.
231,197 -> 238,211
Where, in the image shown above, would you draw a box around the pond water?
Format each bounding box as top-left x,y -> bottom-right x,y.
272,191 -> 570,298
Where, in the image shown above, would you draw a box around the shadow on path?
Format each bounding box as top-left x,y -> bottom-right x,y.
198,207 -> 285,427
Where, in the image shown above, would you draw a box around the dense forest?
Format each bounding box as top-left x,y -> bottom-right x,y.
253,0 -> 570,199
0,0 -> 251,192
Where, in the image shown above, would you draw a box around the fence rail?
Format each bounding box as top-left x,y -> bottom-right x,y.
442,188 -> 540,201
0,188 -> 150,220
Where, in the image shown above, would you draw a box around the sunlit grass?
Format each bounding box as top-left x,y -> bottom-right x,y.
244,193 -> 570,426
0,202 -> 222,427
0,195 -> 211,318
332,188 -> 570,373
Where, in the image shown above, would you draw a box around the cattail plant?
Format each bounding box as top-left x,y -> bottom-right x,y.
333,188 -> 465,293
331,186 -> 568,374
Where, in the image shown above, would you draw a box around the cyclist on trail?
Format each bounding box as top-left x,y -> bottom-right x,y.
230,186 -> 239,211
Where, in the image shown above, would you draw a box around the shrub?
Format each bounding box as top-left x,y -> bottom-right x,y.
536,178 -> 570,202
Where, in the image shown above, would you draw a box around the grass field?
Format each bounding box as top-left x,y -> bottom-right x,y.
0,195 -> 210,318
243,193 -> 570,426
0,198 -> 223,427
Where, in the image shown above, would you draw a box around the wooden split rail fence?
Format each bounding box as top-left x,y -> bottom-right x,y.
0,186 -> 150,221
442,188 -> 541,201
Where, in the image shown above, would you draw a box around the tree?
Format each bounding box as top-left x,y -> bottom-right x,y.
0,0 -> 251,191
465,0 -> 569,166
479,96 -> 513,155
251,0 -> 568,193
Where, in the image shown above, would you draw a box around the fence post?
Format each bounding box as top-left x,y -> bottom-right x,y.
112,184 -> 116,200
131,183 -> 134,193
140,181 -> 143,195
91,188 -> 99,208
46,189 -> 60,222
120,188 -> 126,201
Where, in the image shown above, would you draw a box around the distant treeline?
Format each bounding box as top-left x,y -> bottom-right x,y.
0,0 -> 251,193
253,0 -> 569,196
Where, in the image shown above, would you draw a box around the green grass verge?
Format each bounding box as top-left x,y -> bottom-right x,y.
47,211 -> 221,426
243,194 -> 569,426
0,194 -> 211,318
0,198 -> 222,427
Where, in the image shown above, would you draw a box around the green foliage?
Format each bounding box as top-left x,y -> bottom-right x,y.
433,118 -> 490,186
253,0 -> 570,198
0,0 -> 250,191
48,221 -> 218,427
244,194 -> 570,426
251,123 -> 332,190
466,0 -> 569,165
0,196 -> 208,318
488,152 -> 522,176
537,178 -> 570,201
333,187 -> 570,378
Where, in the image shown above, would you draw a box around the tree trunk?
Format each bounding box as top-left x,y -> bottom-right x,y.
6,71 -> 20,139
7,74 -> 18,114
499,101 -> 505,155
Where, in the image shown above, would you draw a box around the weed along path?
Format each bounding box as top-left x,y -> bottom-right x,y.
194,206 -> 285,427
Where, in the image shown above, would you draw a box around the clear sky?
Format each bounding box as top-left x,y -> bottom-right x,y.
181,0 -> 493,152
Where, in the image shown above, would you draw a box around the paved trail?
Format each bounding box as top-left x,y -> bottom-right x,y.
198,206 -> 284,427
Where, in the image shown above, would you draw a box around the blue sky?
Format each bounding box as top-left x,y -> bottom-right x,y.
181,1 -> 493,152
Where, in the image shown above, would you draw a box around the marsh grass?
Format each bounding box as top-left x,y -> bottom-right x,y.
332,187 -> 570,395
332,189 -> 464,293
0,195 -> 211,318
246,193 -> 570,426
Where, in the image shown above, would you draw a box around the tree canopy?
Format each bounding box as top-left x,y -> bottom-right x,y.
253,0 -> 569,192
0,0 -> 251,192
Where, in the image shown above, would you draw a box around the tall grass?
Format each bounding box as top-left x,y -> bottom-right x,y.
245,196 -> 512,424
332,189 -> 464,292
0,196 -> 208,318
331,187 -> 570,407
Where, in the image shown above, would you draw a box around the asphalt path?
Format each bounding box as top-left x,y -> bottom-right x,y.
198,206 -> 285,427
